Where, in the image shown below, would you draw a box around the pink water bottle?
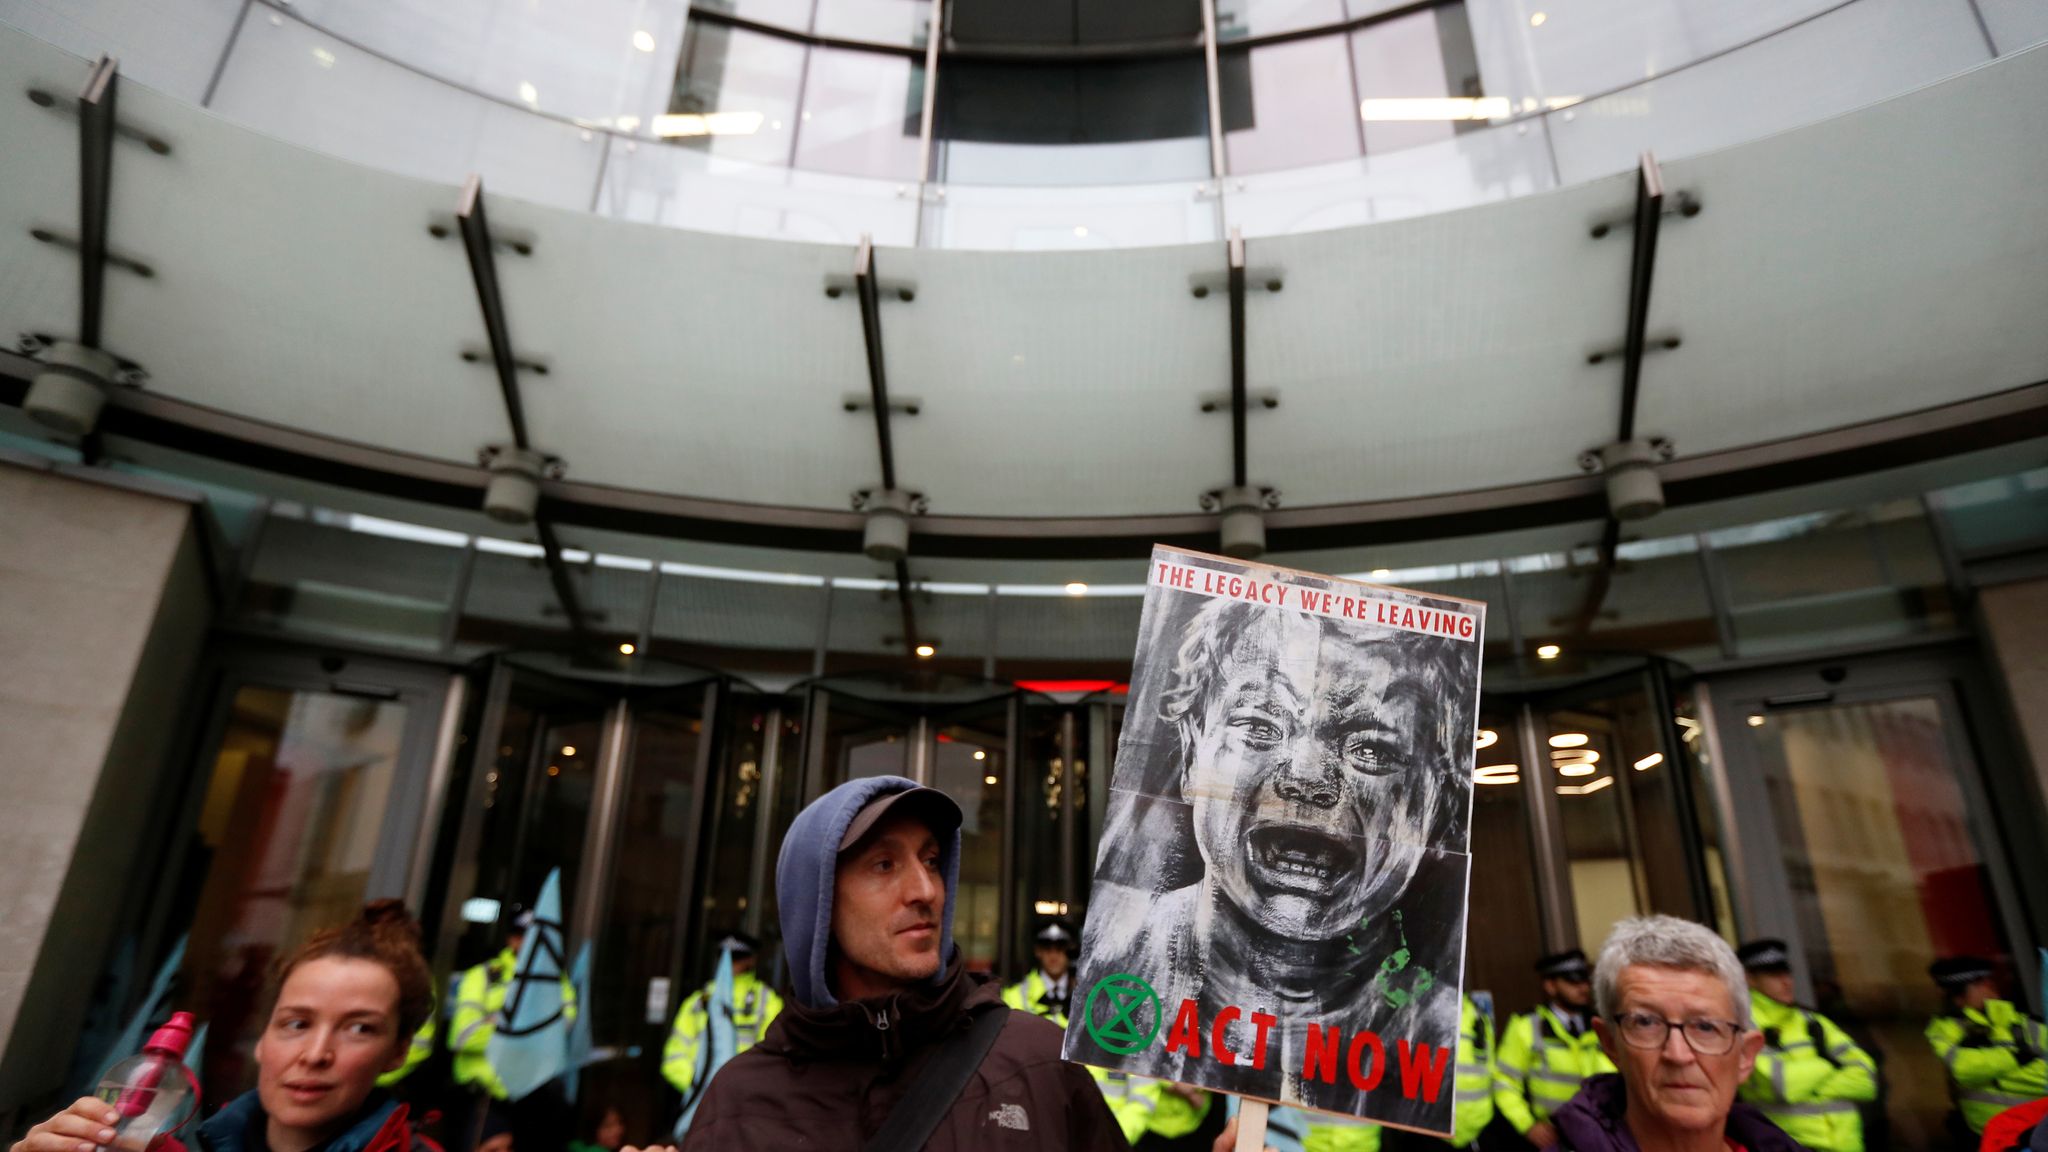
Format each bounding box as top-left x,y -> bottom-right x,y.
94,1012 -> 201,1152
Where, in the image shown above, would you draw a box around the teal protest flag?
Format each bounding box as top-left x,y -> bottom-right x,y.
562,940 -> 593,1104
89,934 -> 187,1090
674,943 -> 739,1139
487,869 -> 571,1100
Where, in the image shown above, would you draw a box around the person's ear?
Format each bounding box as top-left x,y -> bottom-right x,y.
1736,1026 -> 1765,1079
1592,1015 -> 1619,1065
381,1033 -> 409,1075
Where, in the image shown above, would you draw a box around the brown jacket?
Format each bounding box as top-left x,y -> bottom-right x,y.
679,962 -> 1127,1150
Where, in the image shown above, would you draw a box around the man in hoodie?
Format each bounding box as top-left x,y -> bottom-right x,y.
678,775 -> 1126,1149
1544,915 -> 1799,1152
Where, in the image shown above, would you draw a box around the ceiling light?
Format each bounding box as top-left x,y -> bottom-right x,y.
1073,225 -> 1089,238
1475,729 -> 1498,750
619,642 -> 636,655
1548,732 -> 1589,748
632,29 -> 657,52
561,745 -> 577,757
1748,714 -> 1767,727
1557,762 -> 1598,778
1371,568 -> 1392,577
651,111 -> 765,137
311,47 -> 336,68
518,81 -> 539,106
1537,644 -> 1562,659
1530,11 -> 1547,26
1558,776 -> 1614,796
547,765 -> 561,777
1033,900 -> 1069,915
984,774 -> 998,785
973,749 -> 987,761
1633,752 -> 1664,771
915,644 -> 936,659
1474,763 -> 1521,785
1065,582 -> 1088,596
1360,96 -> 1513,122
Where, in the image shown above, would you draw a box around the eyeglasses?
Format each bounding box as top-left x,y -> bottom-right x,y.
1611,1011 -> 1747,1056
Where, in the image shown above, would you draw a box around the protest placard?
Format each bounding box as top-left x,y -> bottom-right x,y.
1063,546 -> 1484,1136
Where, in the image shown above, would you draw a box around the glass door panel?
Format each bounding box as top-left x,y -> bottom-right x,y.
175,685 -> 411,1098
1466,710 -> 1546,1019
931,699 -> 1009,975
583,684 -> 711,1140
1745,695 -> 2017,1151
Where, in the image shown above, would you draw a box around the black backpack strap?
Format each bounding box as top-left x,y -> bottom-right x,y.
862,1004 -> 1012,1152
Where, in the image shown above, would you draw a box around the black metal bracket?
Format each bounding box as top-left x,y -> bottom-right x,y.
1589,189 -> 1700,239
29,228 -> 154,278
842,392 -> 921,416
824,272 -> 915,301
428,214 -> 535,256
1586,334 -> 1680,366
461,347 -> 550,376
455,175 -> 535,449
1578,439 -> 1675,473
77,57 -> 119,351
849,235 -> 902,492
851,487 -> 928,514
1200,486 -> 1282,512
26,86 -> 172,155
1613,153 -> 1676,444
1198,389 -> 1278,413
1189,267 -> 1282,298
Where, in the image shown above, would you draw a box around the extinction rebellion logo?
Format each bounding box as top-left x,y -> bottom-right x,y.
1083,974 -> 1163,1055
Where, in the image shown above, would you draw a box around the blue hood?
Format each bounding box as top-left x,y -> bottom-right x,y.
776,775 -> 960,1009
192,1089 -> 399,1152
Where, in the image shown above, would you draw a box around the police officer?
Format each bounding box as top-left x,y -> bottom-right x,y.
1378,994 -> 1491,1152
1493,950 -> 1615,1150
1926,955 -> 2047,1139
1733,938 -> 1877,1152
663,932 -> 785,1102
1003,920 -> 1079,1018
450,911 -> 579,1104
375,991 -> 437,1090
450,913 -> 531,1102
1003,919 -> 1161,1145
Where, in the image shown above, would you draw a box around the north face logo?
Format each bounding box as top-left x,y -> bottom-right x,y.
988,1103 -> 1030,1131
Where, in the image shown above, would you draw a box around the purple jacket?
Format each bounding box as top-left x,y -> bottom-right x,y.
1546,1074 -> 1807,1152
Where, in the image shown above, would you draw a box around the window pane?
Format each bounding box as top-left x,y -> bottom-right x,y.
934,704 -> 1008,974
668,21 -> 805,165
813,0 -> 934,47
1215,0 -> 1346,40
1748,697 -> 2016,1150
1708,501 -> 1956,657
1467,712 -> 1547,1015
239,513 -> 463,652
1220,36 -> 1362,175
933,56 -> 1211,185
793,46 -> 925,181
178,687 -> 407,1099
1352,4 -> 1488,157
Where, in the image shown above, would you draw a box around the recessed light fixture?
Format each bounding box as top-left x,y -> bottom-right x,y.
619,641 -> 636,655
1558,776 -> 1614,796
1475,728 -> 1498,750
1537,644 -> 1562,659
1073,225 -> 1089,238
1474,763 -> 1521,785
1548,732 -> 1589,748
1633,752 -> 1664,771
1065,582 -> 1089,596
311,47 -> 336,68
561,745 -> 577,757
1371,568 -> 1392,577
547,765 -> 560,777
973,749 -> 987,761
915,644 -> 936,659
984,774 -> 998,785
632,29 -> 657,52
1530,11 -> 1548,26
1748,714 -> 1767,727
518,81 -> 539,106
1557,761 -> 1598,778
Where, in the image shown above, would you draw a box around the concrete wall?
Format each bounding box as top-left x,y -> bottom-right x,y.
1980,578 -> 2048,811
0,460 -> 213,1111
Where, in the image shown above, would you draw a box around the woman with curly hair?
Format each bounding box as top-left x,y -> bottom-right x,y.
13,901 -> 440,1152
